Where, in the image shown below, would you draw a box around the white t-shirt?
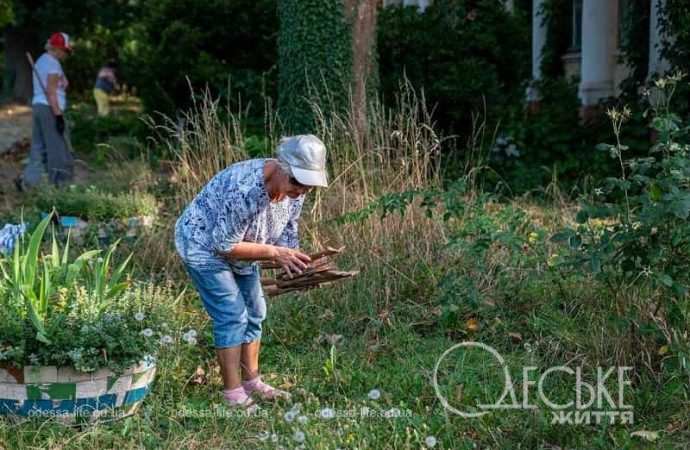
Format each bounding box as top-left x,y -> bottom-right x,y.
32,53 -> 68,111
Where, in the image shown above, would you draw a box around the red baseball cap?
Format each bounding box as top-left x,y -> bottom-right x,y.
48,32 -> 73,53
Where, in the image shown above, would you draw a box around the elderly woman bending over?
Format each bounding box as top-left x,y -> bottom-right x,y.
175,135 -> 328,408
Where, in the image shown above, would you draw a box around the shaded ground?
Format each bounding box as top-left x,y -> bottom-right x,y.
0,103 -> 89,215
0,103 -> 31,153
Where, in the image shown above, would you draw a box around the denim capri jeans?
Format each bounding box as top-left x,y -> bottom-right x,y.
184,263 -> 267,348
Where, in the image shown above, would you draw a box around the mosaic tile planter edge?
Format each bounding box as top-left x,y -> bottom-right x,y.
0,358 -> 156,425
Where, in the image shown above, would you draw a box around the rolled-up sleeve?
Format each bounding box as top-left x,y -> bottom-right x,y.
275,196 -> 305,249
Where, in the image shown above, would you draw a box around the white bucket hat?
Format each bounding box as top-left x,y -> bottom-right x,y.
276,135 -> 329,187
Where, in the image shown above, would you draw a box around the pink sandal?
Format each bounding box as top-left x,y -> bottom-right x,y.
242,376 -> 291,401
223,386 -> 258,410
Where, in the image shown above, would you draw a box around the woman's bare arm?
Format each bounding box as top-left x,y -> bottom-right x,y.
218,242 -> 278,261
218,242 -> 311,277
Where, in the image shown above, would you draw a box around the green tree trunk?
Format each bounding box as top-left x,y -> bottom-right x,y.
279,0 -> 378,134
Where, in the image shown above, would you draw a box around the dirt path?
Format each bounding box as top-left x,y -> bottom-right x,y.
0,103 -> 32,153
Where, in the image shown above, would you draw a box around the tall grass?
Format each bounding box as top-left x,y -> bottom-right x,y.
147,82 -> 449,318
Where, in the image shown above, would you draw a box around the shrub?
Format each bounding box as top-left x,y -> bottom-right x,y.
31,185 -> 158,222
127,0 -> 278,116
377,0 -> 530,136
493,78 -> 616,193
552,74 -> 690,377
67,107 -> 149,159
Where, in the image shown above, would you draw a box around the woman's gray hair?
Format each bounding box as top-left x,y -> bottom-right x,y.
276,136 -> 298,178
275,156 -> 294,178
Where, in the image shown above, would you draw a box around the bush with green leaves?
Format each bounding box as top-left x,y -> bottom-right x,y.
128,0 -> 278,116
551,74 -> 690,375
67,107 -> 149,159
31,185 -> 157,222
377,0 -> 529,137
0,213 -> 177,373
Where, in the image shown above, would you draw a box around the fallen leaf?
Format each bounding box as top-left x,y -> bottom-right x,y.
190,366 -> 206,385
466,318 -> 480,332
630,430 -> 659,442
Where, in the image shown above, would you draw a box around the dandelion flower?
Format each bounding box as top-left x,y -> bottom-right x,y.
297,415 -> 308,425
284,410 -> 296,422
257,431 -> 270,441
293,430 -> 305,443
187,329 -> 197,338
289,402 -> 302,413
425,436 -> 438,448
141,328 -> 154,337
368,389 -> 381,400
134,312 -> 145,321
182,332 -> 197,345
320,407 -> 335,419
160,335 -> 173,345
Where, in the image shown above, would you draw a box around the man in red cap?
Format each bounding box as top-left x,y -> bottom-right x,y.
16,32 -> 74,190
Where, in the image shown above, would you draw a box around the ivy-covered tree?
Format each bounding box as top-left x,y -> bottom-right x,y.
277,0 -> 353,133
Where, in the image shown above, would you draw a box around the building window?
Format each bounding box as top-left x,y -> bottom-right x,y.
618,0 -> 631,50
570,0 -> 583,51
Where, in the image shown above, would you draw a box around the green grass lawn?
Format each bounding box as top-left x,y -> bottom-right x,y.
1,97 -> 688,450
0,226 -> 687,449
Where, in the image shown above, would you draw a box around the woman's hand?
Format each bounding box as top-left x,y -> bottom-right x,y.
272,246 -> 311,278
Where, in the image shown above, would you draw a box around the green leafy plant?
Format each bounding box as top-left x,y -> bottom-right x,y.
551,74 -> 690,376
0,213 -> 55,344
0,211 -> 176,372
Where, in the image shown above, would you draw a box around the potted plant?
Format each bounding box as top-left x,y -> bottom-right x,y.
0,212 -> 174,424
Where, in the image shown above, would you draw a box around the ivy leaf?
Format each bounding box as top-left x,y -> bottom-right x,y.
590,255 -> 601,274
658,273 -> 673,287
668,192 -> 690,219
575,209 -> 589,224
648,183 -> 662,202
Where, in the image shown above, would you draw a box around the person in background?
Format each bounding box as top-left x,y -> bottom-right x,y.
16,32 -> 74,191
93,61 -> 118,116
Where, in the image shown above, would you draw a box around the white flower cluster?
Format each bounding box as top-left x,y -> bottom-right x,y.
182,329 -> 198,345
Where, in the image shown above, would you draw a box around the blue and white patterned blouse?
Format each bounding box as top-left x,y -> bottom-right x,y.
174,158 -> 305,273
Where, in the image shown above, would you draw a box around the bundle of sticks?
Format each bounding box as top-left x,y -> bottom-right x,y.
260,246 -> 358,297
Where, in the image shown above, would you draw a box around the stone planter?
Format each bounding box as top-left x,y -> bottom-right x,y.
0,359 -> 156,424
